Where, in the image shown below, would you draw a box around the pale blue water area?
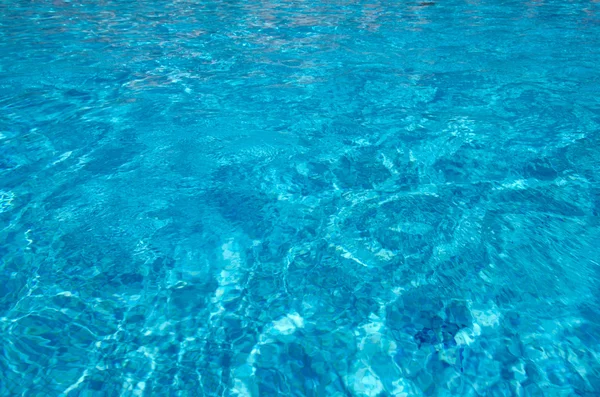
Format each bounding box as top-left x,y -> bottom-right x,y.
1,0 -> 600,395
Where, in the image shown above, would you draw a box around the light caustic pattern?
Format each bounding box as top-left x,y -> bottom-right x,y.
1,0 -> 600,395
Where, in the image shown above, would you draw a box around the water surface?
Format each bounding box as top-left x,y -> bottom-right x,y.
1,0 -> 600,395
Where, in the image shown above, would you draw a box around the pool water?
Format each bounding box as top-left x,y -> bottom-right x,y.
2,0 -> 600,395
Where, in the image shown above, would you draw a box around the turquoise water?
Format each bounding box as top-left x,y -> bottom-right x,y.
1,0 -> 600,395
